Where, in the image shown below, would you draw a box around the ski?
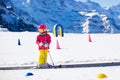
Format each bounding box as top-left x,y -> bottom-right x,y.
0,62 -> 120,70
0,65 -> 62,70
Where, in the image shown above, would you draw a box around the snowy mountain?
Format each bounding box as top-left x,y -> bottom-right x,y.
105,4 -> 120,33
0,0 -> 120,33
0,0 -> 37,31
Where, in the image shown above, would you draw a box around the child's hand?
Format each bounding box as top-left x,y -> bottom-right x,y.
44,43 -> 49,48
39,42 -> 44,46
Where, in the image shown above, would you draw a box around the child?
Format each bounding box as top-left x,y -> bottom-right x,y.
36,24 -> 51,68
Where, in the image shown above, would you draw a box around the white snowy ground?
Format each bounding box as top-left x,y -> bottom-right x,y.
0,32 -> 120,80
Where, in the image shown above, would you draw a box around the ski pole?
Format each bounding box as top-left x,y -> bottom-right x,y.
48,51 -> 55,66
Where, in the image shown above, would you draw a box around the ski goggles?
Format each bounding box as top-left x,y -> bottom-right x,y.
38,29 -> 47,33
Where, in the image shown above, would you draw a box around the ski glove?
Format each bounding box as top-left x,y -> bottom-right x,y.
44,43 -> 49,48
39,42 -> 44,46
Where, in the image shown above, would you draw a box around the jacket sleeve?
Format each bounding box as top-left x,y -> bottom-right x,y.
46,34 -> 51,44
36,35 -> 40,45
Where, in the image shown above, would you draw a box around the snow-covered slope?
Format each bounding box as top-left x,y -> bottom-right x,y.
0,32 -> 120,66
0,0 -> 120,33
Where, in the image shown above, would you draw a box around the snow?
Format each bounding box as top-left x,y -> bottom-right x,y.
0,67 -> 120,80
0,32 -> 120,80
118,15 -> 120,18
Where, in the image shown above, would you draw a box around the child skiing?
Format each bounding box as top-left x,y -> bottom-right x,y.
36,24 -> 51,68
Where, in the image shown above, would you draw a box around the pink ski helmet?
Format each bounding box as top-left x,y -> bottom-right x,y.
38,24 -> 47,33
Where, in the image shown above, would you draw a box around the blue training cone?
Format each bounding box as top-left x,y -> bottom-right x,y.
18,39 -> 21,45
25,72 -> 34,76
